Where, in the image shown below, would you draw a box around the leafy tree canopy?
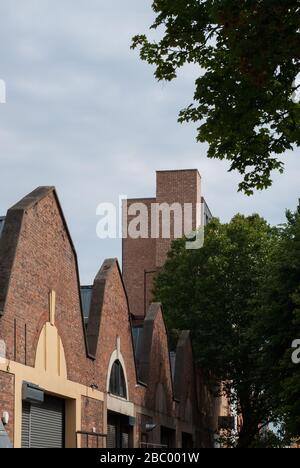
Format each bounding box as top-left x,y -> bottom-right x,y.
132,1 -> 300,194
260,203 -> 300,439
155,214 -> 280,447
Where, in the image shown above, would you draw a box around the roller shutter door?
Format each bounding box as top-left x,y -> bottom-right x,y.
107,423 -> 117,448
21,403 -> 30,449
22,395 -> 65,448
121,430 -> 129,449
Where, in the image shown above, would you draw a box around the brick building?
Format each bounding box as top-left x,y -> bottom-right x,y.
0,170 -> 227,449
123,170 -> 212,318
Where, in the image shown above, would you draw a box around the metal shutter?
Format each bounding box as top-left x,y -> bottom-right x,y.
121,430 -> 129,448
22,395 -> 65,448
30,396 -> 65,448
107,424 -> 116,448
21,403 -> 31,449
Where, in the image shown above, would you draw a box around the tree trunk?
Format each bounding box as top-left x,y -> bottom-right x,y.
237,422 -> 259,449
237,395 -> 260,448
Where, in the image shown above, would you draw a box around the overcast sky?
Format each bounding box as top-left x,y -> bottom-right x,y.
0,0 -> 299,284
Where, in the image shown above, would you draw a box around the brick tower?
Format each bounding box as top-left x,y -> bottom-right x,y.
122,169 -> 212,318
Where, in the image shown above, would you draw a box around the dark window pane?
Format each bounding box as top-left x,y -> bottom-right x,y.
109,360 -> 127,399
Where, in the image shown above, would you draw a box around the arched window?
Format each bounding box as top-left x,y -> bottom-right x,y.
109,360 -> 127,399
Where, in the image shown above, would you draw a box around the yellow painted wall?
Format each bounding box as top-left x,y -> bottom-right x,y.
0,322 -> 104,448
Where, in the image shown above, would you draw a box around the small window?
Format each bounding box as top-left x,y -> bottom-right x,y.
109,360 -> 127,399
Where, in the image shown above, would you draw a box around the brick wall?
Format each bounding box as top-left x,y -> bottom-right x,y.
139,304 -> 174,417
174,331 -> 197,424
123,198 -> 156,317
81,397 -> 104,448
123,170 -> 202,317
0,185 -> 218,449
155,170 -> 201,268
0,190 -> 89,386
88,260 -> 138,401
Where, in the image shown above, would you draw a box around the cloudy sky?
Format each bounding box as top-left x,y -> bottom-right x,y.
0,1 -> 299,284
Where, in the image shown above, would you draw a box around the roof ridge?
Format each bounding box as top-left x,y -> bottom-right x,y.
9,186 -> 55,212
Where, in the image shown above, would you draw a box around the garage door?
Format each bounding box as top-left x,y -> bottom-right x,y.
22,395 -> 65,448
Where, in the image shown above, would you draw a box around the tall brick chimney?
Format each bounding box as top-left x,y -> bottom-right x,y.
122,169 -> 210,318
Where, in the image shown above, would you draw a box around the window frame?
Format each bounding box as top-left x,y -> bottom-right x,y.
109,360 -> 127,399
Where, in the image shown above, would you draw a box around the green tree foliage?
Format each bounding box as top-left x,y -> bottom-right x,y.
132,1 -> 300,194
260,203 -> 300,440
251,430 -> 288,449
155,207 -> 300,447
155,214 -> 280,447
